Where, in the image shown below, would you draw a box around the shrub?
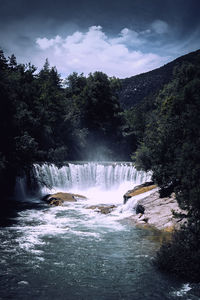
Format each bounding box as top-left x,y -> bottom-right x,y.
155,220 -> 200,282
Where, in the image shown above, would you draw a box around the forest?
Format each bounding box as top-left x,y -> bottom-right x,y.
134,55 -> 200,282
0,50 -> 131,195
0,48 -> 200,281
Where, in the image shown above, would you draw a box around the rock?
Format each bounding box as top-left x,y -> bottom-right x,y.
86,205 -> 116,214
139,215 -> 149,223
129,191 -> 187,231
123,182 -> 156,204
49,199 -> 63,206
43,192 -> 87,206
42,194 -> 51,202
135,204 -> 145,214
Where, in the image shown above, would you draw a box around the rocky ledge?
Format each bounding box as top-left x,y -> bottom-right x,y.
86,205 -> 116,214
124,185 -> 187,232
123,182 -> 157,204
43,192 -> 87,206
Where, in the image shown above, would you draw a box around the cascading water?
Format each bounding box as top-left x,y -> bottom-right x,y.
15,176 -> 28,201
2,162 -> 196,300
33,162 -> 152,195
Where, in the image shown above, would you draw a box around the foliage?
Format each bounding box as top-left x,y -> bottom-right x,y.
119,49 -> 200,109
135,60 -> 200,212
156,220 -> 200,282
1,47 -> 200,280
133,52 -> 200,281
0,50 -> 127,194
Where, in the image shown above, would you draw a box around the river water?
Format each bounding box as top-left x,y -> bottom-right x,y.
0,162 -> 199,299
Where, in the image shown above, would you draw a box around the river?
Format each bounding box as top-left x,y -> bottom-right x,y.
0,162 -> 199,299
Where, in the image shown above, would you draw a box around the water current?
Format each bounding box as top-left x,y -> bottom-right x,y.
0,162 -> 199,299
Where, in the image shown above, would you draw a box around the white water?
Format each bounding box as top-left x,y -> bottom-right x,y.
2,162 -> 198,299
33,162 -> 151,192
12,162 -> 155,254
13,162 -> 157,236
31,162 -> 153,213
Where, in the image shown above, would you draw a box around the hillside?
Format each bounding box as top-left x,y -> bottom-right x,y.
132,48 -> 200,282
119,49 -> 200,109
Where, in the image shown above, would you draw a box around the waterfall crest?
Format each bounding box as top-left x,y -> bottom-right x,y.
33,162 -> 151,193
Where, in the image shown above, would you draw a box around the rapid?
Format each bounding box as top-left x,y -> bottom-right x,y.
0,162 -> 199,299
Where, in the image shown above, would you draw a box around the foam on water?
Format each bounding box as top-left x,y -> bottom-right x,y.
171,283 -> 192,297
11,162 -> 155,254
3,161 -> 198,300
1,160 -> 199,300
122,187 -> 159,212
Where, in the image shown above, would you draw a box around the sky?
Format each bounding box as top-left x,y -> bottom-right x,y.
0,0 -> 200,78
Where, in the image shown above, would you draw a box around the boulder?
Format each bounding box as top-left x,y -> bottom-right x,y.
86,204 -> 116,214
42,192 -> 87,206
129,191 -> 187,231
123,182 -> 156,204
49,198 -> 63,206
135,204 -> 145,214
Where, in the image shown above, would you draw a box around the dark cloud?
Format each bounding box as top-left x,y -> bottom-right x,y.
0,0 -> 199,76
1,0 -> 200,31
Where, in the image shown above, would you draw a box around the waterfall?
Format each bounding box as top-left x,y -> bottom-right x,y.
14,161 -> 154,216
15,176 -> 27,201
33,162 -> 152,194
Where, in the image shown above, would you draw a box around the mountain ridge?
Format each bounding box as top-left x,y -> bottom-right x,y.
119,49 -> 200,109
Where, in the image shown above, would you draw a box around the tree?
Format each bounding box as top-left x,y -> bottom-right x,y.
134,60 -> 200,281
80,72 -> 123,158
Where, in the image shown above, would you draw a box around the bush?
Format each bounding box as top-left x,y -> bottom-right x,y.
155,220 -> 200,282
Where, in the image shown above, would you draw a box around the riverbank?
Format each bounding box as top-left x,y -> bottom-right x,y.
124,188 -> 187,232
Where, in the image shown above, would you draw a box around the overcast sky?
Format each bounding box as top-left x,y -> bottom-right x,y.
0,0 -> 200,78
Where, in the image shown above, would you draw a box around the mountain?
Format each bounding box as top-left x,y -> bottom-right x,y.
119,49 -> 200,109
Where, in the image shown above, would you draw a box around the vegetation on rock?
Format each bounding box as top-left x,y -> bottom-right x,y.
119,49 -> 200,109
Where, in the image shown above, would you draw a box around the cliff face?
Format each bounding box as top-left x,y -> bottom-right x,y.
119,49 -> 200,109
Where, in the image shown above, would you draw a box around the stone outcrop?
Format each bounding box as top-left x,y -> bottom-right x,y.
123,182 -> 156,204
86,205 -> 116,214
43,192 -> 87,206
129,191 -> 187,231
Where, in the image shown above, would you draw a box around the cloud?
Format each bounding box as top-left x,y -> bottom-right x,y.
151,20 -> 169,34
35,26 -> 169,78
36,36 -> 63,50
110,28 -> 144,46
